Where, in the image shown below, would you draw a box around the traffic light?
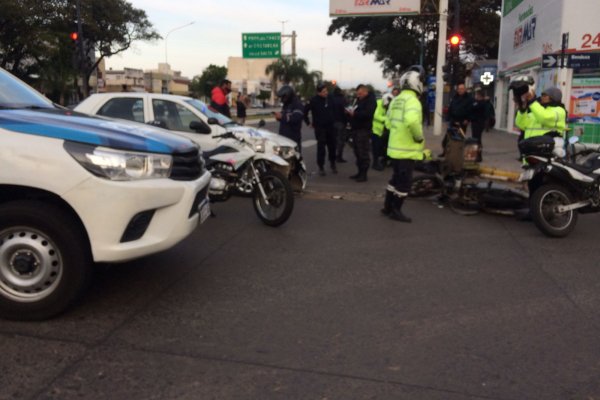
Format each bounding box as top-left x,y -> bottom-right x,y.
442,63 -> 453,83
453,61 -> 466,84
449,34 -> 461,47
69,32 -> 79,41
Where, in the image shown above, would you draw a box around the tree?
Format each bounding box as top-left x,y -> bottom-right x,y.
0,0 -> 160,101
327,0 -> 501,76
71,0 -> 161,98
190,64 -> 227,98
265,57 -> 322,99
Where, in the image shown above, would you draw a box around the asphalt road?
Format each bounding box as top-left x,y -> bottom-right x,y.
2,123 -> 600,400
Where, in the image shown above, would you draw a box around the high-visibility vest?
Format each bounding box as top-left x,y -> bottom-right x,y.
386,90 -> 424,160
372,99 -> 387,137
516,101 -> 566,139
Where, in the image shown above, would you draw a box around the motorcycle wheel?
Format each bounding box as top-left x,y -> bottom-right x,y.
409,175 -> 443,198
531,184 -> 577,238
449,185 -> 481,216
253,170 -> 294,227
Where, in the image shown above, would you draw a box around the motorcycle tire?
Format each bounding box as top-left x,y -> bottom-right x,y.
253,170 -> 294,227
530,183 -> 578,238
449,186 -> 481,216
409,175 -> 443,198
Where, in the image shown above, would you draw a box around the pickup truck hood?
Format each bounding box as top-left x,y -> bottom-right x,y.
229,126 -> 297,147
0,108 -> 196,154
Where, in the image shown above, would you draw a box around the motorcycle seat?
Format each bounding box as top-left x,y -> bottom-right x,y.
562,160 -> 599,176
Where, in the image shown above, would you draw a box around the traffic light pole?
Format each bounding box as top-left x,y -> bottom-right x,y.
433,0 -> 449,136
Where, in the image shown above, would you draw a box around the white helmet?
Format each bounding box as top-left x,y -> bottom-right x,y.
399,71 -> 423,95
382,93 -> 394,106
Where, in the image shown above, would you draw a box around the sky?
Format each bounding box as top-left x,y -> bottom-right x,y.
105,0 -> 390,90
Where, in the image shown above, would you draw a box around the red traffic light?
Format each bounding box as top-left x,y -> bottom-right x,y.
70,32 -> 79,41
449,34 -> 461,46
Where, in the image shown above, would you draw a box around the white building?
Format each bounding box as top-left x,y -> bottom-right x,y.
496,0 -> 600,136
227,57 -> 275,100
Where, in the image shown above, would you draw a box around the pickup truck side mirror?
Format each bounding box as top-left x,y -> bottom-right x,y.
258,119 -> 266,128
189,120 -> 212,134
207,117 -> 220,125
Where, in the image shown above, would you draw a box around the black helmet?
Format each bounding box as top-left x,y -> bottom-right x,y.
277,85 -> 295,104
509,75 -> 535,99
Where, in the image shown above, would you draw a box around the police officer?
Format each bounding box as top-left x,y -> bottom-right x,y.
515,84 -> 566,140
381,67 -> 425,223
274,85 -> 305,150
371,93 -> 393,171
304,82 -> 337,175
348,84 -> 377,182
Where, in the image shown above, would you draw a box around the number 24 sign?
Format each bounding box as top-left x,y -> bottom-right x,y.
582,33 -> 600,49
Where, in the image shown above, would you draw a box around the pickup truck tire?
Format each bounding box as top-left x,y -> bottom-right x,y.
0,201 -> 92,320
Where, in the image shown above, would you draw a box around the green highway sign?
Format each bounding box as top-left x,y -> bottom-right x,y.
242,32 -> 281,59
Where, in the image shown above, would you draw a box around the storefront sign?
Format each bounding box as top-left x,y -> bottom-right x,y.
329,0 -> 420,17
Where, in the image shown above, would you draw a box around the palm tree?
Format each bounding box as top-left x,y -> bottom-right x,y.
266,57 -> 322,100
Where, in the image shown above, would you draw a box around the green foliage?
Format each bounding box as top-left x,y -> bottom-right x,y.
327,0 -> 501,75
190,64 -> 227,98
0,0 -> 160,102
265,57 -> 322,99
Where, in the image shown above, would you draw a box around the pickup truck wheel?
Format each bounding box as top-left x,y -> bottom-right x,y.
0,201 -> 92,320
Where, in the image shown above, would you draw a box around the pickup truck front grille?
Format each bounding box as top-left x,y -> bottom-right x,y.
170,148 -> 205,181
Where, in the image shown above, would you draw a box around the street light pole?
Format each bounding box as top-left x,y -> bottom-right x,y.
320,48 -> 325,76
164,21 -> 195,65
279,20 -> 289,55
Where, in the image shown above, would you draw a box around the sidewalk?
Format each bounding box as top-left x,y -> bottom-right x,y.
423,124 -> 522,176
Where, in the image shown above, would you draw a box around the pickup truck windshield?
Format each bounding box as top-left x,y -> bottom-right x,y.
185,99 -> 237,127
0,68 -> 54,109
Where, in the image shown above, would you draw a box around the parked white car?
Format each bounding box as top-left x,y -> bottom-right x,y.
0,68 -> 212,320
75,93 -> 307,191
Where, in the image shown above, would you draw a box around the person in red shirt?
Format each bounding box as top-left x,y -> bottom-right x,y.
210,79 -> 232,117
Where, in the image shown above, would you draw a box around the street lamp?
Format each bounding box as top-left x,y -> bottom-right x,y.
164,21 -> 195,65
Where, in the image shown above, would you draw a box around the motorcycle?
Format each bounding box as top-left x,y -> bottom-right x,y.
519,135 -> 600,237
205,130 -> 294,227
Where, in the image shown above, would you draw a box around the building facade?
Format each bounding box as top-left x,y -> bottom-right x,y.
496,0 -> 600,137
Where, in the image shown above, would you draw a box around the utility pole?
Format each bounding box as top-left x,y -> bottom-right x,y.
433,0 -> 449,136
320,48 -> 325,77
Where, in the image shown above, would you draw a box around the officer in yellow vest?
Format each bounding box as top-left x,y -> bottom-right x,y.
371,93 -> 393,171
515,86 -> 566,139
381,67 -> 425,223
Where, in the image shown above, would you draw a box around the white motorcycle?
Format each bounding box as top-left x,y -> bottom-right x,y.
206,130 -> 294,227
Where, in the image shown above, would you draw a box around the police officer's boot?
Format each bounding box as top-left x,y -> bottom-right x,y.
389,196 -> 412,223
355,170 -> 368,182
381,190 -> 393,216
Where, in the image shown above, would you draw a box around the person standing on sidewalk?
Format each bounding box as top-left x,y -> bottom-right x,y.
382,68 -> 425,223
332,87 -> 348,163
470,90 -> 487,162
348,84 -> 376,182
236,93 -> 248,125
304,83 -> 337,176
274,85 -> 304,151
441,83 -> 472,155
210,79 -> 232,117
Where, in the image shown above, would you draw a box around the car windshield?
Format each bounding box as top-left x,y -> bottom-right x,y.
0,68 -> 54,109
185,98 -> 237,127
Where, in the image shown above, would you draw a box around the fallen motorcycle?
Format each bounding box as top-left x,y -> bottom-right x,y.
205,131 -> 294,227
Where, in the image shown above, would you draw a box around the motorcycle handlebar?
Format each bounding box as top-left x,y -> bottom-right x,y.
212,131 -> 238,140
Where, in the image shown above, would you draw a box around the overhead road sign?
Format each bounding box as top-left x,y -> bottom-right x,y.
242,33 -> 281,59
329,0 -> 420,17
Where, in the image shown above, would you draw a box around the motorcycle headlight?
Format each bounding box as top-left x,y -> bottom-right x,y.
273,145 -> 295,159
64,142 -> 172,181
253,138 -> 266,153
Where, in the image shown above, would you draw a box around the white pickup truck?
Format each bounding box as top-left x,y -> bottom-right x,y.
0,68 -> 211,320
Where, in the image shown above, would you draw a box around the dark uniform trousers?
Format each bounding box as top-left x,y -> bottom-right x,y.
314,126 -> 337,168
389,159 -> 415,195
352,128 -> 371,172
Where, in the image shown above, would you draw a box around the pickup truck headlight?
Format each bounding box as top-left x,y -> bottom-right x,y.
64,142 -> 172,181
